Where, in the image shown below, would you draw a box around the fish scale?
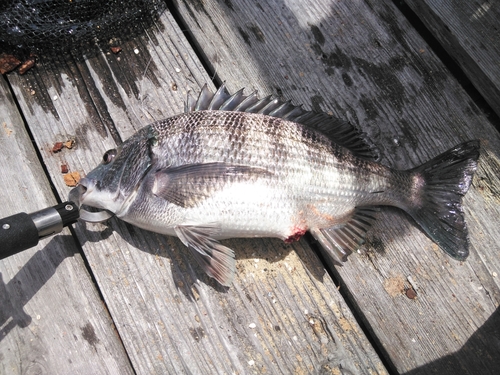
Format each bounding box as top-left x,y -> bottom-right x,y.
69,84 -> 480,286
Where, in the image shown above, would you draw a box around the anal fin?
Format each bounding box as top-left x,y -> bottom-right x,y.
310,207 -> 378,264
174,224 -> 236,286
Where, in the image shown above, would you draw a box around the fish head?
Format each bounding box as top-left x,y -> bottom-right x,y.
69,127 -> 155,221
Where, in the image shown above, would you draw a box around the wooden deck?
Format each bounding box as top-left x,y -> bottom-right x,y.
1,0 -> 499,374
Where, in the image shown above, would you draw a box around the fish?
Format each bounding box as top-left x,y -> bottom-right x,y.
69,84 -> 480,286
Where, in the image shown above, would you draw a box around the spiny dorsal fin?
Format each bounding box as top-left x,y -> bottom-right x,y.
185,84 -> 379,161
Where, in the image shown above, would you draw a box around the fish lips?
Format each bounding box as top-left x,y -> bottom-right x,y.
68,179 -> 114,223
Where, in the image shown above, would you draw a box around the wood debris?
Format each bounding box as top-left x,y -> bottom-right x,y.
18,56 -> 36,75
63,171 -> 80,187
0,53 -> 21,74
52,139 -> 75,153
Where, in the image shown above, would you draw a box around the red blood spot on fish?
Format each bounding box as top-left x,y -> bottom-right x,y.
284,228 -> 307,243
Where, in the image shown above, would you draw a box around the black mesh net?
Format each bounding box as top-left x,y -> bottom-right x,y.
0,0 -> 167,53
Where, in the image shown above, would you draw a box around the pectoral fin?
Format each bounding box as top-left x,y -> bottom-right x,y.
310,207 -> 378,264
174,224 -> 236,286
152,162 -> 270,208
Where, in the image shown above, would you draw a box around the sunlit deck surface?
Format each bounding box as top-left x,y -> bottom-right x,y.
1,1 -> 499,374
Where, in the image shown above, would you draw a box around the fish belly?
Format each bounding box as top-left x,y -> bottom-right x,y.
178,174 -> 360,241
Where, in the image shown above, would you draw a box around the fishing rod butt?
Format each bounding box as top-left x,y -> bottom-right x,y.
0,201 -> 79,259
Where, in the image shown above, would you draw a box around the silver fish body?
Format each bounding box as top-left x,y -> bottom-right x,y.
70,85 -> 480,286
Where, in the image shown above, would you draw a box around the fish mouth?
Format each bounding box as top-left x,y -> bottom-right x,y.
68,179 -> 114,223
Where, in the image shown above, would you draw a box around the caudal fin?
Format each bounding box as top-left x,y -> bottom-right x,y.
406,140 -> 480,260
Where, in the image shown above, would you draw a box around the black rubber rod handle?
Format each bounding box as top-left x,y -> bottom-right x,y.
0,202 -> 79,259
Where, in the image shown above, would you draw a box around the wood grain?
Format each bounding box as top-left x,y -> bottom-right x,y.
5,8 -> 387,375
172,0 -> 500,373
403,0 -> 500,118
0,76 -> 134,374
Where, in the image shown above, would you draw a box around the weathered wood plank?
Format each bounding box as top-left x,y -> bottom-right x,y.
172,0 -> 500,373
6,8 -> 387,375
0,76 -> 134,374
402,0 -> 500,118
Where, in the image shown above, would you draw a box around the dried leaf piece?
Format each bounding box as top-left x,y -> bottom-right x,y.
64,139 -> 75,149
64,171 -> 80,187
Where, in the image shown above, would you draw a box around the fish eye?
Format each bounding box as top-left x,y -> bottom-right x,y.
102,149 -> 117,164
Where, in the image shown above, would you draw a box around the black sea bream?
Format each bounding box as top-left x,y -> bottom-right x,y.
69,85 -> 480,286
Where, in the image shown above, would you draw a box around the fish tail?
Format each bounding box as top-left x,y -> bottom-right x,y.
405,140 -> 480,260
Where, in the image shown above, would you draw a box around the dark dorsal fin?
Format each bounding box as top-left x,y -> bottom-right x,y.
185,84 -> 379,161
